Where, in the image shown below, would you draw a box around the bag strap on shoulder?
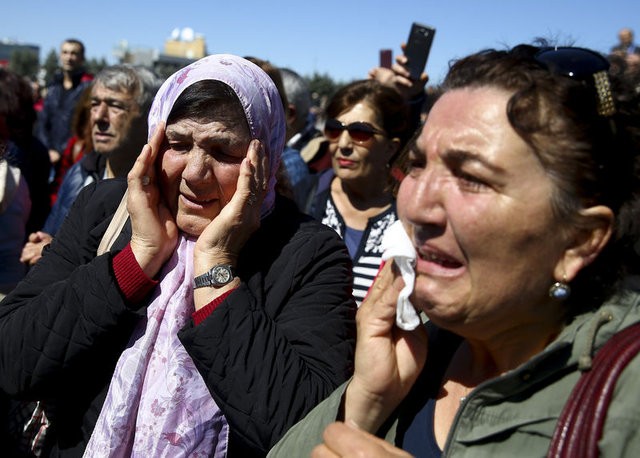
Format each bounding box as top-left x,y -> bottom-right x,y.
548,321 -> 640,457
97,189 -> 129,256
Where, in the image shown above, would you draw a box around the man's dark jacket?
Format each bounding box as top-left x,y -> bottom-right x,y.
36,70 -> 93,154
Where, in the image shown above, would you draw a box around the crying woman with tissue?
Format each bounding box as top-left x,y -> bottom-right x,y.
269,43 -> 640,457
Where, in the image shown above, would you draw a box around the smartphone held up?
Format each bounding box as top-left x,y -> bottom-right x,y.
404,22 -> 436,80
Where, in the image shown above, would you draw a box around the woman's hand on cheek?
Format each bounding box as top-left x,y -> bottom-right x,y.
343,261 -> 428,433
128,122 -> 179,278
193,139 -> 267,272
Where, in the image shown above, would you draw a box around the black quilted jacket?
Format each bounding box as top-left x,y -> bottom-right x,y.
0,178 -> 356,457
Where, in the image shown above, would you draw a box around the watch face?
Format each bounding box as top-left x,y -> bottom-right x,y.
213,266 -> 232,284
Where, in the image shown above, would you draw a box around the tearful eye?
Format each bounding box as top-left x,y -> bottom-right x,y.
455,170 -> 489,192
409,157 -> 426,170
406,150 -> 426,177
443,153 -> 492,193
214,152 -> 244,164
209,146 -> 246,164
168,142 -> 190,153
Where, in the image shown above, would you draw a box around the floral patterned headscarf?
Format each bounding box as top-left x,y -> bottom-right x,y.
147,54 -> 286,217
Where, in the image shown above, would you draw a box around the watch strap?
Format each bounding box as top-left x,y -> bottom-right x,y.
193,264 -> 235,289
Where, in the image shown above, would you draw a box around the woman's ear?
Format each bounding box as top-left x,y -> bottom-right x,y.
385,137 -> 401,161
555,205 -> 614,281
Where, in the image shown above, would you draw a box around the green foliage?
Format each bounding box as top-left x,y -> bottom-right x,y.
306,72 -> 346,112
86,58 -> 108,76
8,48 -> 39,79
154,62 -> 183,80
43,49 -> 59,85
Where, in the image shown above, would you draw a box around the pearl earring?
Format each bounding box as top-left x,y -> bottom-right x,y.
549,278 -> 571,300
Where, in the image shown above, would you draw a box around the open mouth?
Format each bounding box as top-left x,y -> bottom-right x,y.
180,194 -> 216,208
418,248 -> 463,269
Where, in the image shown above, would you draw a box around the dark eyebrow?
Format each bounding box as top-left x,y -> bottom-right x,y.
442,149 -> 505,174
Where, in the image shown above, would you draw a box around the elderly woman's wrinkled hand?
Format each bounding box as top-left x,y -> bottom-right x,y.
193,139 -> 268,272
127,123 -> 179,278
343,261 -> 428,433
311,421 -> 413,458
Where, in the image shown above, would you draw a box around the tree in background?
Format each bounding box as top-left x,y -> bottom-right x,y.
8,48 -> 40,80
306,71 -> 346,120
86,58 -> 108,76
155,62 -> 182,81
42,49 -> 59,86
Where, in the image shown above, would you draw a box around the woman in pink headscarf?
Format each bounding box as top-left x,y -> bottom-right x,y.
0,55 -> 356,457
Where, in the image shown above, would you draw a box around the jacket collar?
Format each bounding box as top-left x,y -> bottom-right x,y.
52,69 -> 92,88
83,150 -> 108,177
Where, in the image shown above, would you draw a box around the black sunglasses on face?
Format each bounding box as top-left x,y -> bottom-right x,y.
324,118 -> 386,143
534,46 -> 615,116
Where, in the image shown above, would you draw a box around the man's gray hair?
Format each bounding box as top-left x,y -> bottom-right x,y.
280,67 -> 311,122
93,64 -> 162,114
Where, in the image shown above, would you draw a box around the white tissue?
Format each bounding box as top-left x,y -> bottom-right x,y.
381,220 -> 420,330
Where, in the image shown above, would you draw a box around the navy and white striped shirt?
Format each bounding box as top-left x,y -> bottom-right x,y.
320,196 -> 397,306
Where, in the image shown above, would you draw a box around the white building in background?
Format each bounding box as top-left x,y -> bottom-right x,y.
112,27 -> 207,78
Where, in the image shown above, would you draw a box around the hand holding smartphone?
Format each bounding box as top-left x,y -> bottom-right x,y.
404,22 -> 436,80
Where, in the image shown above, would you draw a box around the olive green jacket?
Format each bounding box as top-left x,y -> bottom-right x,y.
268,290 -> 640,457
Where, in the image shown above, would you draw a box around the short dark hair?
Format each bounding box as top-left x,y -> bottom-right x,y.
63,38 -> 86,58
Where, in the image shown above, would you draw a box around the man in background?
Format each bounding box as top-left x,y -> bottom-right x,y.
36,39 -> 93,177
279,67 -> 322,208
21,64 -> 161,266
611,27 -> 640,56
280,67 -> 321,154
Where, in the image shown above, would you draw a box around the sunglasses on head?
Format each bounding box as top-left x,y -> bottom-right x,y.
534,46 -> 615,116
324,118 -> 386,143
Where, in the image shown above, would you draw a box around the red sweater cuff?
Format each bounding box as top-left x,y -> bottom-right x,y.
113,243 -> 158,304
192,289 -> 236,325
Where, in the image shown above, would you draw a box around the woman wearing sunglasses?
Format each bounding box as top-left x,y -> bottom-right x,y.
305,80 -> 411,306
270,43 -> 640,457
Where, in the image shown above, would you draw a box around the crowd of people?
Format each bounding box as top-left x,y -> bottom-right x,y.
1,26 -> 640,457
